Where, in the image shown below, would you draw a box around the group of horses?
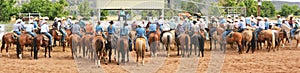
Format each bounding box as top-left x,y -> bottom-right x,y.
1,19 -> 300,67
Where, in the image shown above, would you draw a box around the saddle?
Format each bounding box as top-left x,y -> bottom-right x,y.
42,35 -> 49,41
55,30 -> 63,36
227,32 -> 234,38
295,29 -> 300,34
12,33 -> 19,40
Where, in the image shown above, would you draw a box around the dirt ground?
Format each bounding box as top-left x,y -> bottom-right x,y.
1,41 -> 300,73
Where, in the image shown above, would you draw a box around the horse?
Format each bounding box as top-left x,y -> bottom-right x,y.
93,35 -> 106,67
148,31 -> 160,57
242,28 -> 256,53
81,34 -> 94,57
17,32 -> 34,59
294,29 -> 300,48
210,27 -> 224,51
161,30 -> 176,57
106,34 -> 118,63
129,31 -> 136,50
1,33 -> 17,57
222,32 -> 243,54
32,34 -> 52,59
68,34 -> 81,58
190,30 -> 205,57
255,29 -> 276,52
50,29 -> 66,51
115,36 -> 129,65
135,37 -> 147,65
176,33 -> 191,57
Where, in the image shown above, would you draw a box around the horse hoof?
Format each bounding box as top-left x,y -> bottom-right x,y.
49,56 -> 52,58
117,63 -> 120,65
19,54 -> 22,59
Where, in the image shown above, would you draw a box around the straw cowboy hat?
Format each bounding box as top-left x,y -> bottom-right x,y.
34,17 -> 39,20
42,21 -> 47,24
227,15 -> 231,18
44,17 -> 49,20
277,15 -> 281,17
61,17 -> 66,20
256,17 -> 262,20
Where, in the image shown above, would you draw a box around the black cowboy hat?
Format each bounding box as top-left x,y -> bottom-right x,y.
109,21 -> 114,24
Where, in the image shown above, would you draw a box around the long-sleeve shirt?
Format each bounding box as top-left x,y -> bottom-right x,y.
33,21 -> 38,28
277,18 -> 282,25
25,24 -> 34,32
239,21 -> 246,29
13,23 -> 22,32
71,24 -> 81,33
95,25 -> 103,34
40,24 -> 49,33
265,21 -> 270,29
120,26 -> 129,36
149,24 -> 157,32
136,27 -> 145,37
107,25 -> 116,34
258,21 -> 265,29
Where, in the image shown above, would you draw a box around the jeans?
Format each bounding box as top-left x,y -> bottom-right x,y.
237,28 -> 245,33
222,30 -> 232,39
291,28 -> 297,38
255,28 -> 263,39
27,31 -> 36,37
14,31 -> 21,35
60,29 -> 66,42
43,32 -> 52,45
118,15 -> 126,21
277,24 -> 282,28
134,35 -> 149,49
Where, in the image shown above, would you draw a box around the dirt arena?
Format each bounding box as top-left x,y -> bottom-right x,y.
0,41 -> 300,73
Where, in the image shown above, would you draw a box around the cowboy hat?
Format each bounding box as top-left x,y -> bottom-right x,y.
251,15 -> 254,17
42,21 -> 47,24
68,16 -> 73,18
264,17 -> 269,20
227,15 -> 231,18
34,17 -> 38,20
61,17 -> 66,20
289,15 -> 294,17
219,16 -> 224,18
44,17 -> 49,20
234,19 -> 239,22
16,19 -> 22,23
277,15 -> 281,17
29,20 -> 34,24
256,17 -> 262,20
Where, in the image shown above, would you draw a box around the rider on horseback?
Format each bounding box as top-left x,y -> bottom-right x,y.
264,17 -> 270,30
13,19 -> 23,35
25,21 -> 36,37
237,17 -> 246,33
57,18 -> 67,42
291,21 -> 299,38
33,18 -> 39,29
222,19 -> 234,39
146,21 -> 157,38
40,21 -> 53,46
255,17 -> 264,40
277,15 -> 282,27
95,20 -> 106,38
210,16 -> 218,34
107,21 -> 118,40
120,22 -> 132,51
71,20 -> 82,37
134,24 -> 149,51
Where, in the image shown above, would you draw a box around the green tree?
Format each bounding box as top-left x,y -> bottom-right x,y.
0,0 -> 20,21
260,1 -> 276,17
21,0 -> 69,20
100,10 -> 108,20
243,0 -> 257,16
78,0 -> 91,18
279,4 -> 299,17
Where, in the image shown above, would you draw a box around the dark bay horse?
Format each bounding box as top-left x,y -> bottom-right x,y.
116,36 -> 129,65
32,34 -> 52,59
93,35 -> 106,67
50,29 -> 66,51
17,32 -> 34,59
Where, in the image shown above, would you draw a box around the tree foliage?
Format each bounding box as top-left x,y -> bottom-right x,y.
260,1 -> 276,17
0,0 -> 20,21
243,0 -> 257,16
78,0 -> 91,18
21,0 -> 69,20
279,4 -> 299,17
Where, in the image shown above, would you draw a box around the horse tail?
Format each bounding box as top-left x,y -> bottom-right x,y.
96,39 -> 103,51
251,31 -> 256,51
166,35 -> 170,51
1,36 -> 5,49
272,32 -> 276,48
138,39 -> 143,55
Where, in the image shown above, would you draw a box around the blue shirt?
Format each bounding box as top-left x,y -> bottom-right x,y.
251,22 -> 256,27
33,21 -> 38,28
71,24 -> 81,33
246,19 -> 251,25
183,20 -> 192,31
239,21 -> 246,29
107,25 -> 116,34
136,27 -> 146,37
220,19 -> 226,24
149,24 -> 157,32
95,25 -> 103,33
265,22 -> 270,30
277,18 -> 282,25
120,27 -> 129,36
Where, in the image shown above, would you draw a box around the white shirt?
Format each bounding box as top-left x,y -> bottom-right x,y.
41,24 -> 49,33
258,21 -> 265,29
25,24 -> 34,32
57,22 -> 61,30
162,23 -> 170,31
13,23 -> 21,31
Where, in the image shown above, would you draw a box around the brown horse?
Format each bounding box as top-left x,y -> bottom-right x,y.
256,29 -> 276,52
148,31 -> 160,56
68,34 -> 81,58
135,37 -> 147,65
93,35 -> 106,67
17,32 -> 34,59
129,31 -> 136,50
1,33 -> 17,57
223,32 -> 243,54
294,29 -> 300,48
32,34 -> 52,59
50,29 -> 66,51
115,36 -> 129,65
242,28 -> 256,53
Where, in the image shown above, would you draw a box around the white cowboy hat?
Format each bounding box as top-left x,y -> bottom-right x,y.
16,19 -> 22,23
219,16 -> 224,18
277,15 -> 281,17
56,18 -> 62,21
251,15 -> 254,17
44,17 -> 49,20
256,17 -> 262,20
61,17 -> 66,20
264,17 -> 269,20
42,21 -> 47,24
234,19 -> 239,22
227,15 -> 231,18
29,20 -> 34,24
